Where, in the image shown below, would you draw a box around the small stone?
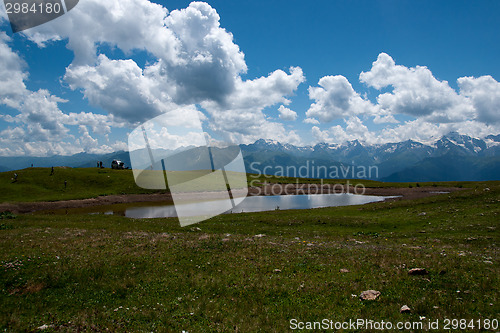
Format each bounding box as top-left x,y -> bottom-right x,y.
273,269 -> 281,273
408,268 -> 428,275
359,290 -> 381,301
37,325 -> 53,330
483,260 -> 493,264
400,305 -> 411,313
418,212 -> 427,216
340,268 -> 350,273
198,234 -> 209,240
253,234 -> 266,238
190,227 -> 202,232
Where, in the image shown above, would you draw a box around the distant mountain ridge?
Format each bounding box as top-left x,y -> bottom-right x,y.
0,132 -> 499,181
240,132 -> 500,181
0,151 -> 134,172
243,132 -> 500,163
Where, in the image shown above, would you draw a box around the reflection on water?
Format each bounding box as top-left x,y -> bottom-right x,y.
124,193 -> 393,219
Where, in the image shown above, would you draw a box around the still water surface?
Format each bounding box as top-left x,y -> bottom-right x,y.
121,193 -> 393,219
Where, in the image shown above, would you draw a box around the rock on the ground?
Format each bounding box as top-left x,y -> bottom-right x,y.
359,290 -> 381,301
400,305 -> 411,313
340,268 -> 350,273
37,325 -> 53,330
408,268 -> 428,275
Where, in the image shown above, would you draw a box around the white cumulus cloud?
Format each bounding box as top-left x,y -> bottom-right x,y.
202,66 -> 305,144
0,32 -> 28,108
278,105 -> 297,121
359,53 -> 474,123
64,55 -> 173,124
306,75 -> 378,122
312,117 -> 379,145
458,75 -> 500,124
25,1 -> 247,109
16,0 -> 306,147
306,53 -> 500,145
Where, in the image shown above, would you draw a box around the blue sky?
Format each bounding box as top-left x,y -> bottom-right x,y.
0,0 -> 499,156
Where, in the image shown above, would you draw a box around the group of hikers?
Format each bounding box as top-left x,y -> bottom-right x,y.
11,165 -> 67,188
11,161 -> 109,185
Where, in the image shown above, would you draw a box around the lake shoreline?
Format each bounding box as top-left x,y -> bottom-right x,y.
0,184 -> 464,214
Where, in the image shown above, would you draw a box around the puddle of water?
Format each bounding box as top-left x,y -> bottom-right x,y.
74,193 -> 394,219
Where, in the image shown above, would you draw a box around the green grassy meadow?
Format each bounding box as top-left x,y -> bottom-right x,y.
0,168 -> 498,331
0,168 -> 162,203
0,167 -> 487,204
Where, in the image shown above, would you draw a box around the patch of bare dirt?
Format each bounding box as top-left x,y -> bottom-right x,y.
0,193 -> 172,214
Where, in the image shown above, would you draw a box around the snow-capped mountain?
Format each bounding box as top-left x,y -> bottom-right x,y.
240,132 -> 500,181
434,132 -> 487,155
241,132 -> 498,161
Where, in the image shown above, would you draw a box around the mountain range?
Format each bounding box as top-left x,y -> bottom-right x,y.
241,132 -> 500,181
0,132 -> 499,182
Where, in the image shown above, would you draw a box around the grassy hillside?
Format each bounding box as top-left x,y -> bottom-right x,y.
0,167 -> 162,203
0,183 -> 498,331
1,167 -> 497,204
